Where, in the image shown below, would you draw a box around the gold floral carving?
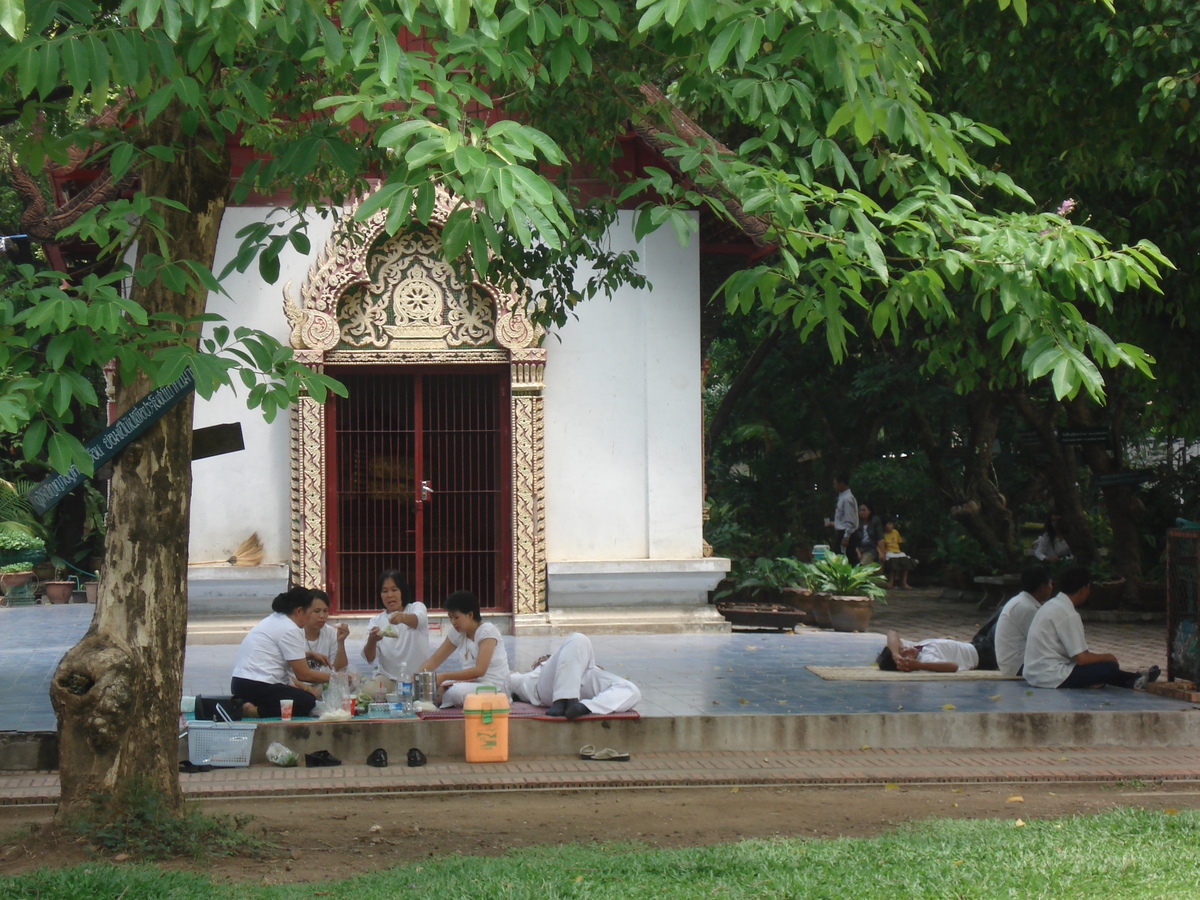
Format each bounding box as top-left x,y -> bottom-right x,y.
512,392 -> 546,614
286,182 -> 547,613
291,395 -> 326,590
323,349 -> 510,366
283,184 -> 540,354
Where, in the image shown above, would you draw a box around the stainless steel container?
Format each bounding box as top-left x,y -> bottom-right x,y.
414,671 -> 438,703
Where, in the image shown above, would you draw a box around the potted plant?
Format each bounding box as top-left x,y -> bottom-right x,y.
714,556 -> 818,629
0,526 -> 45,605
803,553 -> 888,632
41,566 -> 75,604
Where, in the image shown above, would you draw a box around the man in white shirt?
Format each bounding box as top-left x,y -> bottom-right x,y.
993,565 -> 1053,676
830,473 -> 858,558
1023,565 -> 1158,690
877,630 -> 979,672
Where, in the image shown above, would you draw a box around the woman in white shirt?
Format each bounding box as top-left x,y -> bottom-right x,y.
1033,513 -> 1071,562
362,569 -> 429,681
418,590 -> 509,707
301,590 -> 349,681
231,587 -> 334,717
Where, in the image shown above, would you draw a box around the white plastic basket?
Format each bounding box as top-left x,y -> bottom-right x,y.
187,716 -> 257,767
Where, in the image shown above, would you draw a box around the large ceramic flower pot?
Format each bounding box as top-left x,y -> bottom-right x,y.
828,595 -> 873,632
0,571 -> 33,590
809,592 -> 833,629
780,588 -> 818,627
43,581 -> 74,604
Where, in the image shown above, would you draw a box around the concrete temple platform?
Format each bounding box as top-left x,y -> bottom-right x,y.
3,597 -> 1195,776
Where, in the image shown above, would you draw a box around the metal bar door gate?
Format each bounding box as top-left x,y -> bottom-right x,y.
326,367 -> 511,613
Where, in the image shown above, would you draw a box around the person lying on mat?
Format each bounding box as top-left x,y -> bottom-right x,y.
875,630 -> 980,673
416,590 -> 510,708
507,632 -> 641,719
231,587 -> 335,717
301,590 -> 349,684
363,568 -> 429,682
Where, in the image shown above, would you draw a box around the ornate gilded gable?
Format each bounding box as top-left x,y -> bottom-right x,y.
338,230 -> 495,350
283,182 -> 538,354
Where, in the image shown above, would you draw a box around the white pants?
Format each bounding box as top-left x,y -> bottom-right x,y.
440,677 -> 506,708
511,633 -> 640,715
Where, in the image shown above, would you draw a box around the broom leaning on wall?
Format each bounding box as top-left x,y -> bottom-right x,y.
188,533 -> 264,567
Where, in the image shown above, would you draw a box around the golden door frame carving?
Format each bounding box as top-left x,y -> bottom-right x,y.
284,185 -> 546,614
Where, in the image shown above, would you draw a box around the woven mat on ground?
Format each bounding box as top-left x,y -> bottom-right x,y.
418,701 -> 640,721
806,665 -> 1023,682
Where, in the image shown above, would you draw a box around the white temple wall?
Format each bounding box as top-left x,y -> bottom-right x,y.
187,206 -> 727,610
542,211 -> 702,560
541,212 -> 727,608
188,208 -> 335,567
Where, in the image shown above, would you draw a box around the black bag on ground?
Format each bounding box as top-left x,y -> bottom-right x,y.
195,695 -> 244,721
970,610 -> 1002,671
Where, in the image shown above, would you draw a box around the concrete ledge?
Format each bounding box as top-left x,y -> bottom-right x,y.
205,707 -> 1200,769
6,708 -> 1200,772
194,707 -> 1200,767
0,732 -> 57,772
547,558 -> 730,608
514,607 -> 731,635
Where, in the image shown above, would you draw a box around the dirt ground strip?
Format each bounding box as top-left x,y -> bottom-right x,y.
2,780 -> 1199,884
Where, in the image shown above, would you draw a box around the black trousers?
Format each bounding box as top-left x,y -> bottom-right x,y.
230,676 -> 318,718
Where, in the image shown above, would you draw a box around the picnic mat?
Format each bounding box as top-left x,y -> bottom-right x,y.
806,666 -> 1023,682
418,701 -> 640,721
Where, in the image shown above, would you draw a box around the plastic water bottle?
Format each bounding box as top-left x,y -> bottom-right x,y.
399,665 -> 414,716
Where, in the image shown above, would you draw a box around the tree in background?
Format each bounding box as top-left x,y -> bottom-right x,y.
924,0 -> 1200,593
0,0 -> 1171,823
707,1 -> 1200,598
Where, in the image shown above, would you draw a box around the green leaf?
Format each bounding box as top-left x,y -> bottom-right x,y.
0,0 -> 26,39
707,22 -> 739,71
441,208 -> 473,260
21,418 -> 47,461
46,432 -> 79,475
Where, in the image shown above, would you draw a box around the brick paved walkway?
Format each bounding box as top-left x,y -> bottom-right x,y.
4,746 -> 1199,806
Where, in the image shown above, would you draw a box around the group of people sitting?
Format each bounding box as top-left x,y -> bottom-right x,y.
877,564 -> 1160,690
229,569 -> 640,719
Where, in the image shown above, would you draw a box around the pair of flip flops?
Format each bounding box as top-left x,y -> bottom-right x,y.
579,744 -> 630,761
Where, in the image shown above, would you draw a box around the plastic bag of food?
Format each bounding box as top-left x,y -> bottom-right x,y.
266,741 -> 299,767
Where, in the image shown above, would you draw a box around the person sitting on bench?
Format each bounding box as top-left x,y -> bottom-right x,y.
507,632 -> 641,719
876,630 -> 979,672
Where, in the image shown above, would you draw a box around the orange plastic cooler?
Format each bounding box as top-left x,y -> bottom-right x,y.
463,686 -> 510,762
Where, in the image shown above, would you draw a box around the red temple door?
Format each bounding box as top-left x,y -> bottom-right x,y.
325,366 -> 512,613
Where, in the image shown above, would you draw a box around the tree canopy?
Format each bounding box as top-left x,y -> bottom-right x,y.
0,0 -> 1179,821
0,0 -> 1172,483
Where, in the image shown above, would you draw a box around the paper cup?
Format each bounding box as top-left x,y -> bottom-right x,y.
280,699 -> 294,720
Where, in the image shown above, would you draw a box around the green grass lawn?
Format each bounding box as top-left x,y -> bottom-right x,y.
2,807 -> 1196,899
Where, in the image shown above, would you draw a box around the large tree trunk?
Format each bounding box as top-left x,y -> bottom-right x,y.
1011,389 -> 1097,565
911,393 -> 1016,563
49,112 -> 229,821
1064,391 -> 1145,599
